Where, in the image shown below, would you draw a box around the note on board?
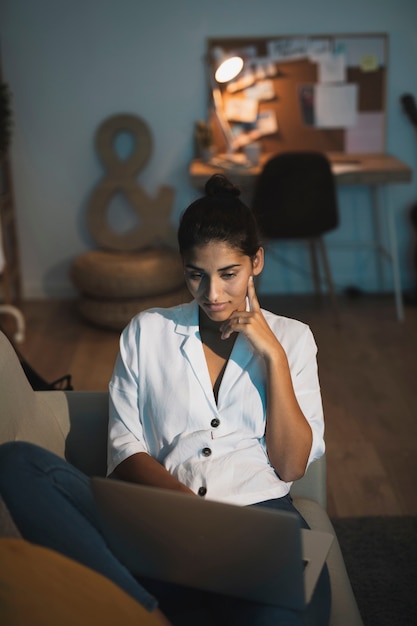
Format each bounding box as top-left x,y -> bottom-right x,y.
224,97 -> 258,123
267,37 -> 309,62
314,84 -> 358,128
317,52 -> 347,84
360,55 -> 378,72
244,80 -> 276,102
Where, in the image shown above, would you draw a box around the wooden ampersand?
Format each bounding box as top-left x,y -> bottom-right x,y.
87,114 -> 177,251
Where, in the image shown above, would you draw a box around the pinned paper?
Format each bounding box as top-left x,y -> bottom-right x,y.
226,69 -> 255,93
299,85 -> 315,126
244,80 -> 276,101
308,39 -> 331,61
314,84 -> 358,128
334,37 -> 384,68
360,54 -> 378,72
267,37 -> 309,62
318,52 -> 347,84
230,109 -> 278,148
256,109 -> 278,134
224,96 -> 258,123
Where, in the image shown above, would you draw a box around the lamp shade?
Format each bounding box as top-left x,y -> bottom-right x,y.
215,56 -> 244,83
211,47 -> 244,84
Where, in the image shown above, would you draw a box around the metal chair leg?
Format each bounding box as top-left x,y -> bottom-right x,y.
308,239 -> 321,295
317,237 -> 340,326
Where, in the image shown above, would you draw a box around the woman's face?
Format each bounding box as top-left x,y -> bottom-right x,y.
183,241 -> 264,323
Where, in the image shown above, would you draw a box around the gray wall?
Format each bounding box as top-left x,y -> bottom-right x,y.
1,0 -> 416,298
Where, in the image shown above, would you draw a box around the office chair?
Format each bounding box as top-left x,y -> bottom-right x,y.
252,151 -> 339,316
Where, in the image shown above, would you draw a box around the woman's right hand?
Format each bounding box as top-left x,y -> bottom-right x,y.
114,452 -> 195,495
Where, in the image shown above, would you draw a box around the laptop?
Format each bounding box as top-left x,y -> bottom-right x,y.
91,477 -> 333,611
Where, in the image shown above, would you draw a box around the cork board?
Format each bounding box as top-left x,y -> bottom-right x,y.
207,33 -> 388,155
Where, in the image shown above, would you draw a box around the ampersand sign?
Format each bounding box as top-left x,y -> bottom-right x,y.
86,114 -> 177,251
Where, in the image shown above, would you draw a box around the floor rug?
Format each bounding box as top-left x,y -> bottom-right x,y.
332,515 -> 417,626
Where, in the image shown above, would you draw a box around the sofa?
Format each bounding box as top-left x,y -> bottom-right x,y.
0,329 -> 363,625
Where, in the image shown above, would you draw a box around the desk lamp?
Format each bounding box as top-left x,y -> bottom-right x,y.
209,47 -> 244,158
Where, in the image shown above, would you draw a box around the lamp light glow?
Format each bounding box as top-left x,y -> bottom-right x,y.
214,56 -> 244,83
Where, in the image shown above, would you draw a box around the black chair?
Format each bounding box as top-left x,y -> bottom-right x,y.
252,151 -> 339,314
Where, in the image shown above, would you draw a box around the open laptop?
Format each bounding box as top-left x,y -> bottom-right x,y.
91,477 -> 333,611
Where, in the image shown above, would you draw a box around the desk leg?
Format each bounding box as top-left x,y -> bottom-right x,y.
373,184 -> 404,322
371,186 -> 385,291
386,191 -> 405,322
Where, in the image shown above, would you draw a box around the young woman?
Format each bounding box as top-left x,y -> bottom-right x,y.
0,174 -> 330,625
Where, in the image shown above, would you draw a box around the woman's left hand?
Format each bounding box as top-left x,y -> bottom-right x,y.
220,276 -> 282,361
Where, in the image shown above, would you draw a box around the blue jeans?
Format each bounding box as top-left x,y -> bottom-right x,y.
0,442 -> 330,625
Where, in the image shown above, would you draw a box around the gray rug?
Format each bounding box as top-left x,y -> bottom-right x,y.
332,516 -> 417,626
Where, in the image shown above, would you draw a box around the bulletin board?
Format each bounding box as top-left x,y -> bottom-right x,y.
207,33 -> 388,155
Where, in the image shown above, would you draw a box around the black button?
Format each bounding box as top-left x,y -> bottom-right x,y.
211,418 -> 220,428
198,486 -> 207,497
202,447 -> 212,457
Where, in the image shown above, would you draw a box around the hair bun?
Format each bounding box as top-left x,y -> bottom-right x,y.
205,174 -> 241,199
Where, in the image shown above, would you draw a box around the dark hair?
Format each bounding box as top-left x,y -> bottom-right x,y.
178,174 -> 262,258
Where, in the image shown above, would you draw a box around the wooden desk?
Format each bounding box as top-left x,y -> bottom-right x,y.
189,153 -> 413,320
189,153 -> 412,188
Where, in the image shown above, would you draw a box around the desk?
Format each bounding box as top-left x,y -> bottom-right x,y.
189,153 -> 413,321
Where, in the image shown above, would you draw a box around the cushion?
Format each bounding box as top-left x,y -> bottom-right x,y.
77,285 -> 191,331
71,248 -> 185,298
0,538 -> 161,625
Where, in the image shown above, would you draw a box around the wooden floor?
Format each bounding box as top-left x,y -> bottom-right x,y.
1,293 -> 417,520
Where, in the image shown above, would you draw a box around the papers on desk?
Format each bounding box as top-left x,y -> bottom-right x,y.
207,156 -> 363,175
331,162 -> 361,175
209,153 -> 252,170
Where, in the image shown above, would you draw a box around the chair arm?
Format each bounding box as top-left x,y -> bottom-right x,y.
293,497 -> 364,626
291,456 -> 327,509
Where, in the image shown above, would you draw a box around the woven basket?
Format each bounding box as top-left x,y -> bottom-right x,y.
78,286 -> 192,331
71,248 -> 184,299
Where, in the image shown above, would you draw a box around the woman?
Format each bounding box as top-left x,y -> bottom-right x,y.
0,174 -> 330,625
